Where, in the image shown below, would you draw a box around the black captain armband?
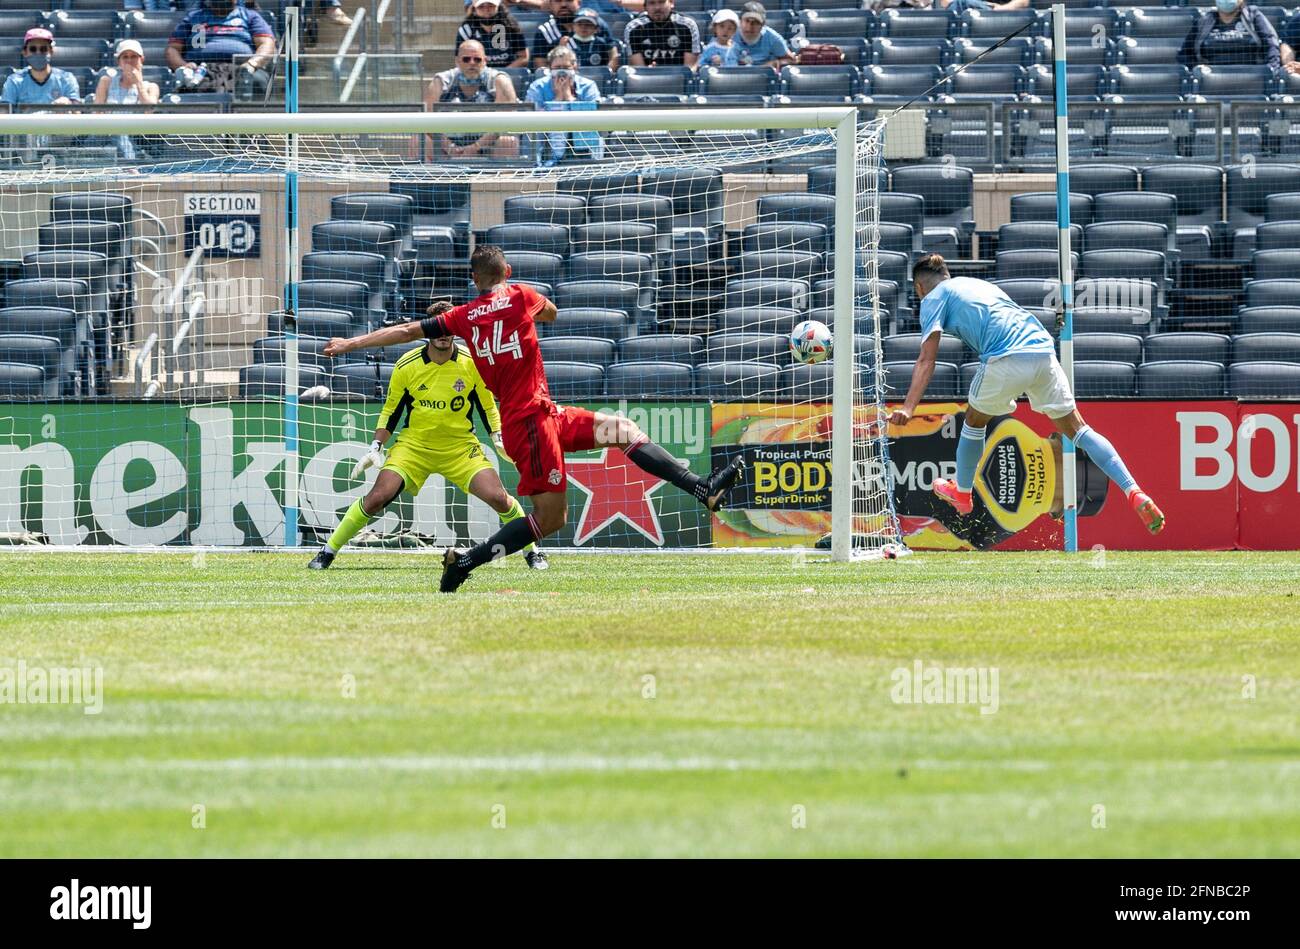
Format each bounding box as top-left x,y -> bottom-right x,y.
420,301 -> 454,339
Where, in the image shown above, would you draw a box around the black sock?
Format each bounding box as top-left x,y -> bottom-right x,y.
627,440 -> 708,502
458,516 -> 538,570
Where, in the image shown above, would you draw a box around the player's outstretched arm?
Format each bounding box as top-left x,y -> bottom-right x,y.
534,298 -> 558,323
324,321 -> 424,358
888,333 -> 941,426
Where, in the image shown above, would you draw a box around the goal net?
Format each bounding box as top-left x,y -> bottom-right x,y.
0,109 -> 901,560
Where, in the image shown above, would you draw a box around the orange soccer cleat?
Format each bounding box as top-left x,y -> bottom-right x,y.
933,478 -> 974,515
1129,490 -> 1166,535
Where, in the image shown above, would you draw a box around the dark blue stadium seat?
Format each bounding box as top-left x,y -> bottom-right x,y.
1092,191 -> 1178,255
330,193 -> 414,247
996,221 -> 1083,254
1112,36 -> 1184,67
543,361 -> 606,400
1073,305 -> 1152,335
618,65 -> 695,97
296,280 -> 384,327
863,64 -> 942,100
799,10 -> 874,41
695,361 -> 782,399
726,279 -> 811,314
1136,360 -> 1225,398
46,10 -> 118,37
1265,192 -> 1300,222
1233,332 -> 1300,364
1229,165 -> 1300,257
992,277 -> 1059,312
997,249 -> 1078,280
711,306 -> 801,336
1255,222 -> 1300,250
1192,64 -> 1275,101
571,223 -> 659,258
705,332 -> 789,365
1139,162 -> 1221,259
1106,65 -> 1188,100
311,220 -> 402,260
951,36 -> 1032,65
698,66 -> 780,98
877,9 -> 954,39
882,360 -> 959,399
780,64 -> 862,101
1083,222 -> 1169,258
1026,62 -> 1106,99
736,250 -> 823,283
503,194 -> 587,229
486,223 -> 569,257
942,64 -> 1026,101
331,363 -> 394,400
605,360 -> 694,398
1144,332 -> 1231,364
742,222 -> 830,256
1073,332 -> 1143,366
1123,8 -> 1196,40
266,309 -> 357,338
1074,360 -> 1137,397
1010,191 -> 1094,226
890,163 -> 975,255
1253,250 -> 1300,282
883,332 -> 966,366
252,336 -> 333,370
123,10 -> 182,39
617,334 -> 703,366
873,37 -> 950,68
1243,278 -> 1300,310
239,365 -> 329,400
546,302 -> 633,340
782,362 -> 836,401
1229,362 -> 1300,397
960,8 -> 1039,40
879,193 -> 927,256
1062,8 -> 1119,40
539,336 -> 618,368
1237,306 -> 1300,334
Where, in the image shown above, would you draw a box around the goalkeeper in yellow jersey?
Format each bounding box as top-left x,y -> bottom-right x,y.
308,333 -> 547,570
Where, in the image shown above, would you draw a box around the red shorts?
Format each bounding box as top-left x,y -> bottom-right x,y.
502,404 -> 597,496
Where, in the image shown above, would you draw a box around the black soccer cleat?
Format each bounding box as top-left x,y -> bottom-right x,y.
703,455 -> 747,512
307,547 -> 336,570
439,547 -> 473,593
525,549 -> 550,571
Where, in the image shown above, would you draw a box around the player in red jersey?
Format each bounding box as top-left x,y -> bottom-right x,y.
324,244 -> 746,592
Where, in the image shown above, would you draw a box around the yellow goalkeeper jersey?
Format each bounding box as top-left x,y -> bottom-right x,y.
378,343 -> 501,447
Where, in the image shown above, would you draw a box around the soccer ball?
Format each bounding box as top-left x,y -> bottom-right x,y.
789,320 -> 833,364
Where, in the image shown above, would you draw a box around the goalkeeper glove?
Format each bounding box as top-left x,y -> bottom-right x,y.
351,439 -> 385,479
491,431 -> 512,463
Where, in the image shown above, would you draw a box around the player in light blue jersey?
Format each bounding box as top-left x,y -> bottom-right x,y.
888,254 -> 1165,535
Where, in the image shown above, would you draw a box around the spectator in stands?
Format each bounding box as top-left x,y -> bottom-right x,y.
94,40 -> 161,160
526,45 -> 603,165
570,8 -> 620,68
1278,9 -> 1300,73
459,0 -> 529,69
733,2 -> 792,70
532,0 -> 618,68
424,39 -> 521,159
867,0 -> 1027,12
1,28 -> 79,107
167,0 -> 278,97
625,0 -> 700,68
699,9 -> 740,68
1178,0 -> 1280,69
515,0 -> 646,13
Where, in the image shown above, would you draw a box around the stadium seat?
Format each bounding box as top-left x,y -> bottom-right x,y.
780,65 -> 862,101
799,10 -> 874,41
1073,305 -> 1151,335
539,336 -> 618,368
862,65 -> 943,100
960,8 -> 1039,39
1081,249 -> 1165,288
782,362 -> 836,402
1092,192 -> 1177,253
301,252 -> 392,310
486,223 -> 569,257
1136,360 -> 1225,398
266,309 -> 357,338
605,360 -> 694,398
587,195 -> 674,242
942,64 -> 1025,101
1137,163 -> 1220,259
1233,333 -> 1300,364
1073,333 -> 1143,366
123,10 -> 182,38
756,192 -> 836,231
1083,222 -> 1170,257
1265,192 -> 1300,222
725,279 -> 810,313
503,194 -> 587,229
330,193 -> 415,248
1111,37 -> 1184,68
951,36 -> 1031,66
558,173 -> 641,206
14,39 -> 106,70
46,10 -> 119,37
0,11 -> 41,34
735,250 -> 823,283
1124,8 -> 1196,40
880,193 -> 928,256
1026,62 -> 1106,99
1070,165 -> 1139,199
1010,192 -> 1093,227
742,223 -> 830,256
883,332 -> 965,366
1237,306 -> 1300,334
873,37 -> 950,68
695,361 -> 782,400
1106,65 -> 1188,101
296,280 -> 384,327
705,332 -> 789,365
545,302 -> 633,340
618,65 -> 695,98
553,280 -> 640,318
1061,8 -> 1118,39
1143,332 -> 1230,364
252,336 -> 333,370
1192,64 -> 1274,101
1073,360 -> 1137,397
698,66 -> 780,98
1243,279 -> 1300,310
1253,250 -> 1300,282
877,9 -> 953,39
882,360 -> 959,399
330,363 -> 394,400
617,334 -> 702,366
0,333 -> 63,393
991,277 -> 1059,311
238,365 -> 329,400
578,66 -> 616,95
996,250 -> 1076,281
642,167 -> 723,236
890,164 -> 975,256
1228,362 -> 1300,397
996,222 -> 1082,253
1254,222 -> 1300,250
311,221 -> 402,261
1226,162 -> 1300,257
711,307 -> 802,336
0,360 -> 55,399
571,222 -> 659,258
545,361 -> 606,400
505,251 -> 565,287
0,306 -> 79,392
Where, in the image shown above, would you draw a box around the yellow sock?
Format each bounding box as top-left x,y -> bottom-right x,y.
326,498 -> 373,553
498,496 -> 534,554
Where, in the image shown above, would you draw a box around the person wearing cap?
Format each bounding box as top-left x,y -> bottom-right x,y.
699,9 -> 740,67
93,40 -> 160,160
733,2 -> 793,69
424,39 -> 521,160
1,28 -> 80,106
625,0 -> 700,68
167,0 -> 277,97
458,0 -> 529,69
531,0 -> 618,68
570,7 -> 621,68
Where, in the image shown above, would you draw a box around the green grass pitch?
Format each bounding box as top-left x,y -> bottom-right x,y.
1,550 -> 1297,858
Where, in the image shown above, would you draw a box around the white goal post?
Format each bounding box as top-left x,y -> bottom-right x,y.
0,107 -> 899,560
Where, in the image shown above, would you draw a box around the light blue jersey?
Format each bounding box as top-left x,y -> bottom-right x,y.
919,277 -> 1054,362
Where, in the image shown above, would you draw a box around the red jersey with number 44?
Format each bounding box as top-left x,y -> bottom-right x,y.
421,283 -> 552,422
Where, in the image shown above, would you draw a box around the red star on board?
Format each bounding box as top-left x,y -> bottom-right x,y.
565,448 -> 668,546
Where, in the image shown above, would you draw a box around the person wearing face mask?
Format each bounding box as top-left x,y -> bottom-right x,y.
424,40 -> 521,159
525,45 -> 603,166
1178,0 -> 1280,69
167,0 -> 278,97
1,29 -> 80,107
458,0 -> 529,69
